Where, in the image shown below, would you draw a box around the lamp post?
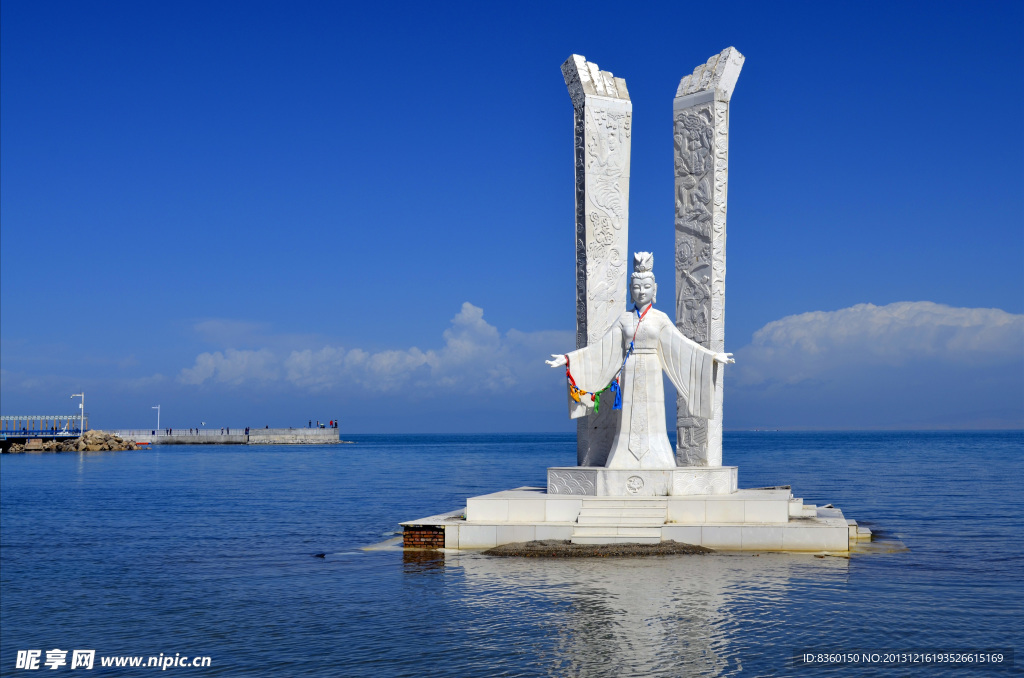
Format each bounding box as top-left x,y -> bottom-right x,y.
70,392 -> 85,433
152,405 -> 160,432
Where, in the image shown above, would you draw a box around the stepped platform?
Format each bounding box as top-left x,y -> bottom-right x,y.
402,484 -> 869,553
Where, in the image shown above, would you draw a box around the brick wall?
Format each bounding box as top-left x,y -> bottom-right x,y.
403,525 -> 445,549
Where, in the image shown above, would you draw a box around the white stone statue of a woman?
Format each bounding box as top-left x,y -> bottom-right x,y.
546,252 -> 734,469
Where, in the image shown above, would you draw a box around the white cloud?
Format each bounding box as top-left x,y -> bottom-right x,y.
180,303 -> 574,394
283,345 -> 435,391
727,301 -> 1024,429
174,300 -> 1022,429
178,348 -> 279,386
733,302 -> 1024,387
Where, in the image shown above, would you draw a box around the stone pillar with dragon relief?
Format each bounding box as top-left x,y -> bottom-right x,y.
561,55 -> 632,467
674,47 -> 744,468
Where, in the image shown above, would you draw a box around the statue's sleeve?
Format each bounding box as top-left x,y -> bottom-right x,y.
563,324 -> 625,419
658,322 -> 716,420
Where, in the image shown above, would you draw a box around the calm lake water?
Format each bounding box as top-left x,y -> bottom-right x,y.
2,432 -> 1022,676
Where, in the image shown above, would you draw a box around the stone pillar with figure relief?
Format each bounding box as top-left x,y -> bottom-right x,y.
673,47 -> 744,469
562,55 -> 632,467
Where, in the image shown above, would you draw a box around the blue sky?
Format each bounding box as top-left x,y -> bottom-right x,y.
2,1 -> 1021,432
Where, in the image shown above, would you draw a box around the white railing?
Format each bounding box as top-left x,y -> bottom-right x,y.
107,429 -> 248,437
2,415 -> 85,432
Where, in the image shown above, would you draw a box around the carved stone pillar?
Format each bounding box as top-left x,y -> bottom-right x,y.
562,55 -> 632,467
673,47 -> 744,468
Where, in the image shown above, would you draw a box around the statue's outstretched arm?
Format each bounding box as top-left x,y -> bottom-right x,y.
714,352 -> 735,364
658,322 -> 720,419
549,326 -> 625,395
546,354 -> 568,368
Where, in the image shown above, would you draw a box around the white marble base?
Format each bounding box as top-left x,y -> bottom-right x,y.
547,466 -> 737,496
402,485 -> 859,552
464,487 -> 794,524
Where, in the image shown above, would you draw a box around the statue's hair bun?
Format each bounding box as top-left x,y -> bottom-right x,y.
633,252 -> 653,273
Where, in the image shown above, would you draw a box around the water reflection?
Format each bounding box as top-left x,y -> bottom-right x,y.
402,549 -> 446,572
449,551 -> 848,677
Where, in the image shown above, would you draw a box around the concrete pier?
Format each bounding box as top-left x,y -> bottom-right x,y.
103,428 -> 343,445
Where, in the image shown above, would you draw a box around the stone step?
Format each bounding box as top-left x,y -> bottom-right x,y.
577,514 -> 665,526
573,524 -> 659,536
571,536 -> 662,545
578,507 -> 666,518
789,498 -> 805,517
580,499 -> 666,509
573,526 -> 663,537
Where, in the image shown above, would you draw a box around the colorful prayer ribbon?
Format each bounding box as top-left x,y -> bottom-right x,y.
563,303 -> 651,413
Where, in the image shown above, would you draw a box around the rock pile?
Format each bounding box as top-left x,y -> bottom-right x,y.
4,430 -> 139,453
69,430 -> 140,451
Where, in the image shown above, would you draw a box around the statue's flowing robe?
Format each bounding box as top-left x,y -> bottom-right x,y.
565,305 -> 716,469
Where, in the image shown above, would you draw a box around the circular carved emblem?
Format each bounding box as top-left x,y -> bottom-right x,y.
625,475 -> 645,494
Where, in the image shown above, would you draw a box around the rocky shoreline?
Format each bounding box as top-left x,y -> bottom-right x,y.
4,430 -> 139,453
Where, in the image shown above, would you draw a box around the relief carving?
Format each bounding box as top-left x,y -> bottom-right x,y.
674,101 -> 721,466
673,469 -> 735,495
564,55 -> 631,467
574,99 -> 588,349
548,470 -> 597,495
625,476 -> 644,494
675,47 -> 744,101
674,103 -> 715,350
583,105 -> 629,344
675,417 -> 708,466
674,50 -> 742,469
